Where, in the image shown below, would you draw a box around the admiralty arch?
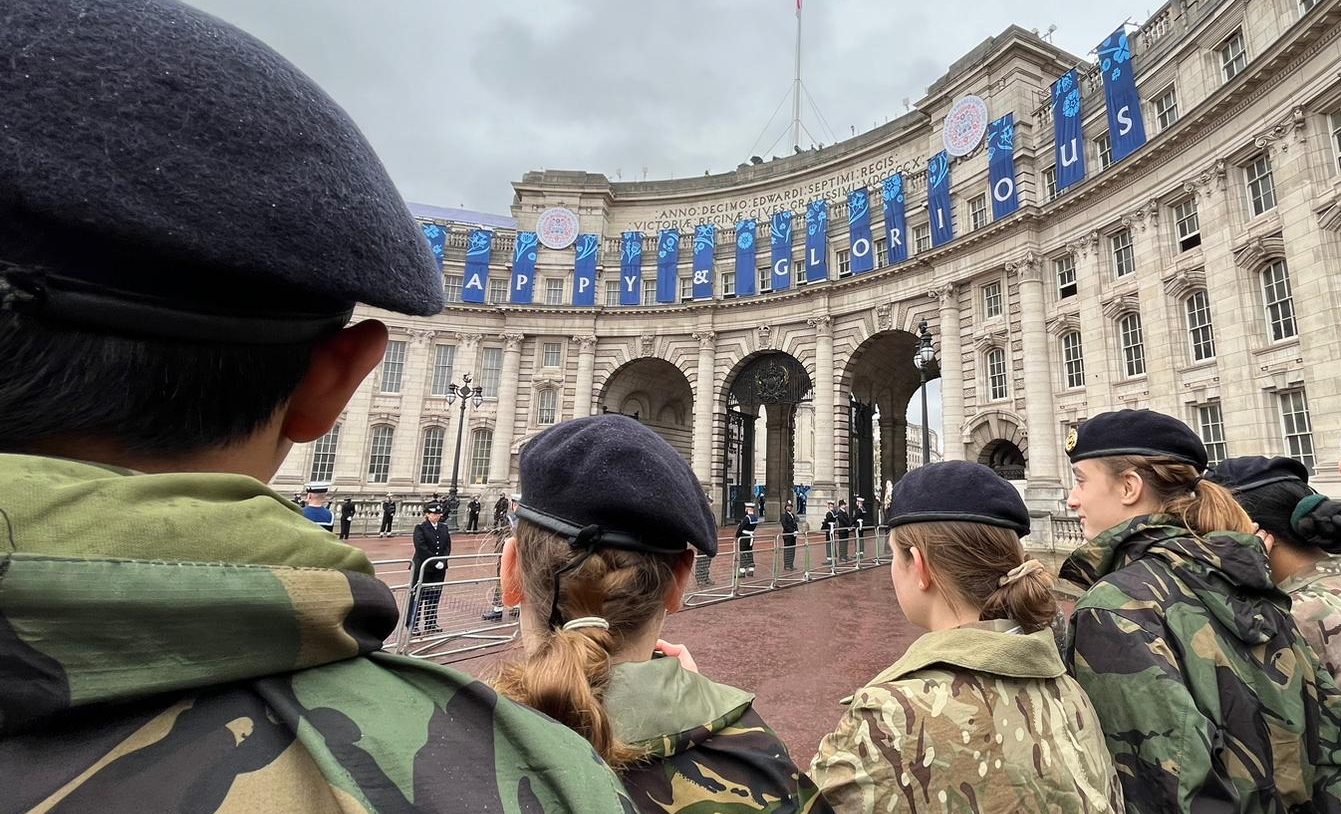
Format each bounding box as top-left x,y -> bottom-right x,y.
273,0 -> 1341,543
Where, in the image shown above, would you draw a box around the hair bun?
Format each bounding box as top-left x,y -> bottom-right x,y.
1292,495 -> 1341,553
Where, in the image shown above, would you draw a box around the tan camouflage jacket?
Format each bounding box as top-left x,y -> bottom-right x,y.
810,620 -> 1123,814
1281,556 -> 1341,687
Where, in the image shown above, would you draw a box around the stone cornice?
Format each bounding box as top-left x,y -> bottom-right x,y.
1162,267 -> 1208,299
1045,313 -> 1081,337
1101,294 -> 1141,320
1232,232 -> 1286,269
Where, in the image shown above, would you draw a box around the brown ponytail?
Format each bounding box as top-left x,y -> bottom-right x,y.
492,520 -> 680,769
1096,456 -> 1252,537
893,521 -> 1057,633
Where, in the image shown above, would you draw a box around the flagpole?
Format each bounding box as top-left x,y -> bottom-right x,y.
791,0 -> 802,151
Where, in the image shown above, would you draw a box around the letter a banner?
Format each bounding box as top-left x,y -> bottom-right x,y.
771,211 -> 793,292
927,151 -> 954,247
986,114 -> 1019,219
619,231 -> 642,305
656,229 -> 679,304
847,189 -> 874,274
1052,69 -> 1086,192
462,229 -> 491,303
692,224 -> 715,300
572,233 -> 598,306
1098,27 -> 1147,163
805,200 -> 828,283
510,230 -> 537,304
735,219 -> 757,297
881,175 -> 908,265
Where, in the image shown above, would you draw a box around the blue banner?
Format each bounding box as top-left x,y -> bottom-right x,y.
770,211 -> 793,292
619,231 -> 642,305
881,175 -> 908,264
510,230 -> 537,304
1052,69 -> 1086,191
847,189 -> 874,274
928,151 -> 954,247
420,222 -> 447,267
656,229 -> 679,304
572,233 -> 598,306
1098,27 -> 1147,163
462,229 -> 491,303
804,200 -> 828,283
692,224 -> 715,300
735,220 -> 757,297
986,114 -> 1019,220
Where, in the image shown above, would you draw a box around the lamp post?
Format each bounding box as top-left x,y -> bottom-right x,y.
445,372 -> 484,529
912,320 -> 937,468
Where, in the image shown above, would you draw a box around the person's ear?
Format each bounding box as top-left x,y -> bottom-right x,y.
909,545 -> 933,591
281,320 -> 389,443
501,537 -> 524,606
666,549 -> 696,612
1118,469 -> 1146,507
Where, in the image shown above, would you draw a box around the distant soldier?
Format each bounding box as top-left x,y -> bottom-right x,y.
378,493 -> 396,537
466,494 -> 481,531
338,496 -> 356,540
300,482 -> 334,532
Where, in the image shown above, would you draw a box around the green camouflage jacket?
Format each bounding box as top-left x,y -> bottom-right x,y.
1061,514 -> 1341,814
809,620 -> 1123,814
1281,557 -> 1341,688
605,657 -> 831,814
0,454 -> 633,814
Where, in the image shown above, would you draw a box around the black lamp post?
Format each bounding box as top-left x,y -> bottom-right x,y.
445,372 -> 484,529
912,320 -> 937,468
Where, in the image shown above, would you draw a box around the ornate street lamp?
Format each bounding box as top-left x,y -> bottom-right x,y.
912,320 -> 937,468
445,372 -> 484,529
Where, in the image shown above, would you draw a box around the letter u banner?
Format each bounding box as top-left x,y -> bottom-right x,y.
572,233 -> 598,306
510,230 -> 537,304
692,224 -> 715,300
881,175 -> 907,265
847,189 -> 874,274
1098,27 -> 1146,163
986,115 -> 1019,219
656,229 -> 679,304
462,229 -> 492,304
805,200 -> 828,282
927,151 -> 953,247
771,211 -> 793,292
735,220 -> 757,297
619,231 -> 642,305
1052,69 -> 1086,192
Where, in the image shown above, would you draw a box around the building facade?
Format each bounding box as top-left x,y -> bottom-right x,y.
273,0 -> 1341,537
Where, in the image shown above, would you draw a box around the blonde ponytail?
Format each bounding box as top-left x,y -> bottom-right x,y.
1098,456 -> 1252,536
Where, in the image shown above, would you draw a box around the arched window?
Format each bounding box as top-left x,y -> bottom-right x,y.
985,347 -> 1008,401
1261,260 -> 1296,341
536,389 -> 558,425
469,429 -> 493,485
1060,332 -> 1085,389
367,425 -> 394,484
1184,290 -> 1215,361
419,427 -> 445,484
1118,313 -> 1145,377
309,424 -> 340,482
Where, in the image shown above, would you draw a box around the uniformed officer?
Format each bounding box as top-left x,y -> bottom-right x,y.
409,502 -> 452,633
338,496 -> 356,540
851,495 -> 870,558
822,500 -> 840,563
735,502 -> 759,577
780,500 -> 800,571
300,482 -> 334,532
834,499 -> 852,562
379,493 -> 397,537
467,494 -> 482,531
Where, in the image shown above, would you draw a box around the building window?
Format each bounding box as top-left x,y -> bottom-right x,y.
1096,132 -> 1113,169
605,280 -> 621,306
368,425 -> 394,484
444,275 -> 463,303
1173,198 -> 1201,251
536,389 -> 558,425
309,424 -> 339,482
1330,111 -> 1341,171
542,342 -> 562,368
968,195 -> 988,230
1261,259 -> 1297,341
478,346 -> 502,397
419,427 -> 444,484
1185,290 -> 1216,361
985,347 -> 1008,401
722,272 -> 736,297
758,266 -> 772,293
873,237 -> 887,264
681,275 -> 695,301
378,340 -> 406,394
1196,403 -> 1228,466
835,249 -> 851,275
430,344 -> 456,397
468,429 -> 493,484
642,279 -> 657,304
1111,229 -> 1135,278
1061,331 -> 1085,389
487,278 -> 507,304
1043,166 -> 1057,202
1279,389 -> 1316,470
1245,154 -> 1277,216
1219,30 -> 1247,82
1056,255 -> 1077,299
1119,312 -> 1146,377
913,224 -> 931,254
1301,0 -> 1319,14
544,278 -> 564,305
982,281 -> 1003,319
1154,86 -> 1179,131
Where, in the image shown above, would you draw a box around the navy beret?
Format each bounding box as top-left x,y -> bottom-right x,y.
425,503 -> 445,514
0,0 -> 442,343
517,415 -> 718,556
1065,409 -> 1208,471
1207,456 -> 1310,492
887,461 -> 1031,537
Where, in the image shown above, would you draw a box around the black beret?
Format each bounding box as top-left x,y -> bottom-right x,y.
1065,409 -> 1208,470
0,0 -> 442,343
1207,456 -> 1310,492
886,461 -> 1031,537
517,415 -> 718,556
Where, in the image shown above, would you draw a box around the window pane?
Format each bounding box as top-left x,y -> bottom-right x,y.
1096,133 -> 1112,169
544,278 -> 564,305
605,280 -> 621,306
1120,313 -> 1145,376
419,427 -> 444,483
1278,390 -> 1315,471
479,347 -> 502,397
1173,198 -> 1201,251
1185,291 -> 1216,361
983,282 -> 1002,318
537,389 -> 557,425
368,425 -> 394,483
1044,167 -> 1057,201
469,430 -> 493,484
309,425 -> 340,482
1156,87 -> 1179,131
1062,332 -> 1085,388
1262,260 -> 1296,341
1220,31 -> 1246,81
1056,255 -> 1077,299
643,279 -> 657,304
1111,230 -> 1135,277
379,340 -> 406,393
987,348 -> 1008,400
1246,154 -> 1276,216
542,342 -> 562,367
914,226 -> 931,254
487,278 -> 507,304
444,275 -> 463,303
1197,403 -> 1227,466
430,344 -> 456,397
969,195 -> 988,231
1331,111 -> 1341,171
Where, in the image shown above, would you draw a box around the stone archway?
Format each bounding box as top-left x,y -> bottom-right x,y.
721,351 -> 813,523
979,439 -> 1027,481
597,358 -> 693,462
965,410 -> 1029,482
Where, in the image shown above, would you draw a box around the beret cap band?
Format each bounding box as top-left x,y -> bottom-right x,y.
1067,446 -> 1204,467
886,510 -> 1032,536
1066,410 -> 1209,472
515,505 -> 652,555
886,461 -> 1032,539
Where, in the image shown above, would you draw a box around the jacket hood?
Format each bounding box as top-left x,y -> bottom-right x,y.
604,657 -> 754,757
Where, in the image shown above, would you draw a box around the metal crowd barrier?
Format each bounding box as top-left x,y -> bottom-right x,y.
391,553 -> 520,659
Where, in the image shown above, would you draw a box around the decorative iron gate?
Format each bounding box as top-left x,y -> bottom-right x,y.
848,397 -> 874,509
723,408 -> 754,523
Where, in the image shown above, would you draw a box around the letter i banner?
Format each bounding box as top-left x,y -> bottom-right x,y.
462,229 -> 492,303
805,200 -> 828,282
771,211 -> 793,292
656,229 -> 679,304
420,222 -> 447,266
847,188 -> 874,274
1052,69 -> 1086,191
881,175 -> 907,264
572,233 -> 598,306
1098,27 -> 1146,163
692,223 -> 715,300
619,231 -> 642,305
735,219 -> 757,296
986,114 -> 1019,219
927,151 -> 954,247
510,231 -> 537,304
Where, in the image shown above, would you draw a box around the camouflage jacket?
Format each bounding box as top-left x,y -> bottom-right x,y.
0,454 -> 633,814
605,657 -> 831,814
1281,557 -> 1341,688
810,620 -> 1123,814
1061,514 -> 1341,814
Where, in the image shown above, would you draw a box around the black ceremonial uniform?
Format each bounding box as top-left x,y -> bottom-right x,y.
780,506 -> 799,571
339,498 -> 356,540
409,517 -> 452,631
852,501 -> 870,558
735,511 -> 759,576
379,498 -> 396,536
467,497 -> 481,531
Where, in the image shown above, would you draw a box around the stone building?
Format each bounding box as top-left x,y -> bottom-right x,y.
272,0 -> 1341,539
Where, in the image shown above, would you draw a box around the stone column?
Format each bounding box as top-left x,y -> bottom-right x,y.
807,315 -> 835,525
690,331 -> 716,489
572,335 -> 598,419
488,332 -> 525,485
931,285 -> 964,461
1008,253 -> 1065,507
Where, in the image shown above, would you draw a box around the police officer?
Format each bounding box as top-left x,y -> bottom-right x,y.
493,492 -> 510,529
467,494 -> 482,531
338,496 -> 356,540
300,482 -> 334,532
780,500 -> 799,571
378,493 -> 397,537
735,502 -> 759,577
409,502 -> 452,633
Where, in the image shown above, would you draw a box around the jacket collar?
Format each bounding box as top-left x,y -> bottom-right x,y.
603,657 -> 753,754
862,620 -> 1064,688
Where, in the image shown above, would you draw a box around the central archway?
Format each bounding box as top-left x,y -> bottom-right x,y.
597,358 -> 693,462
722,351 -> 813,523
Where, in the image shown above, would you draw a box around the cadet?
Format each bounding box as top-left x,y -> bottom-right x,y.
408,502 -> 452,634
1060,409 -> 1341,813
494,415 -> 830,814
1208,456 -> 1341,683
300,481 -> 335,532
735,501 -> 759,577
811,461 -> 1123,814
0,2 -> 632,811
